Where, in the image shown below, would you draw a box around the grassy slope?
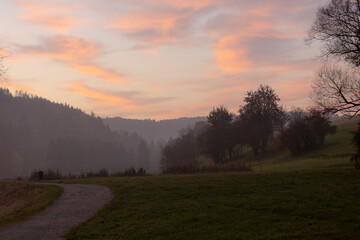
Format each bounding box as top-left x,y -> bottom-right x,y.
65,118 -> 360,240
0,182 -> 62,227
246,117 -> 357,172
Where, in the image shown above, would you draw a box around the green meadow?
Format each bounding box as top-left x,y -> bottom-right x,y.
62,118 -> 360,240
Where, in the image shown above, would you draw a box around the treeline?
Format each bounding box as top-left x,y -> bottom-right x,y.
103,116 -> 207,142
0,88 -> 161,178
161,85 -> 336,170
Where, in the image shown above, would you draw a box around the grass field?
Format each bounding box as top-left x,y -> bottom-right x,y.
62,118 -> 360,240
0,182 -> 62,227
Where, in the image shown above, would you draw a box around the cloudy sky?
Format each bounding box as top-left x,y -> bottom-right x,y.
0,0 -> 328,120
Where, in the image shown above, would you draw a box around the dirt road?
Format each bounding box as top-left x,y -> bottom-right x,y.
0,183 -> 113,240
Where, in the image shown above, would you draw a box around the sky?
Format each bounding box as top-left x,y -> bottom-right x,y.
0,0 -> 328,120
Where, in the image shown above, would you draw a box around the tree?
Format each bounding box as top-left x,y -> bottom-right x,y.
307,0 -> 360,116
137,140 -> 150,170
161,127 -> 199,168
199,106 -> 234,163
311,64 -> 360,117
238,85 -> 285,154
307,0 -> 360,67
276,109 -> 337,156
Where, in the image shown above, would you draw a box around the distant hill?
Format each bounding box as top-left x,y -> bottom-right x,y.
103,117 -> 207,142
0,88 -> 160,178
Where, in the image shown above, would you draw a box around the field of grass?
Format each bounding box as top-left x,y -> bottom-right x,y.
243,117 -> 358,172
0,182 -> 62,227
62,118 -> 360,239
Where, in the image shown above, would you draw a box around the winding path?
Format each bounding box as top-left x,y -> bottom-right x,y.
0,183 -> 113,240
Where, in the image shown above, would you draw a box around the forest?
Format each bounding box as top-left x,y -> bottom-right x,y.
0,88 -> 162,178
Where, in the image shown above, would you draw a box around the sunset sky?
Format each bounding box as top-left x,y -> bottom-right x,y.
0,0 -> 327,120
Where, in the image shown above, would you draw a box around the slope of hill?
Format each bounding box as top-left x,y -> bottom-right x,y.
0,88 -> 159,178
64,119 -> 360,240
103,116 -> 207,142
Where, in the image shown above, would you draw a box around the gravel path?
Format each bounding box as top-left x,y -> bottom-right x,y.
0,183 -> 113,240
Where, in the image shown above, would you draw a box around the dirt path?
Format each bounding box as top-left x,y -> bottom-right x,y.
0,183 -> 113,240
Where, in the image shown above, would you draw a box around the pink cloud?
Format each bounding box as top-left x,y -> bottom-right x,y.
67,81 -> 175,111
17,1 -> 83,33
19,36 -> 126,83
67,81 -> 137,109
110,0 -> 216,47
0,81 -> 39,93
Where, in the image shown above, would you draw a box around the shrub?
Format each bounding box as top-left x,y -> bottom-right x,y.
30,169 -> 63,181
111,167 -> 147,177
162,162 -> 251,175
276,109 -> 336,156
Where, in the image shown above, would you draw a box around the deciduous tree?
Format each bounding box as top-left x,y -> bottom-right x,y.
238,85 -> 285,154
307,0 -> 360,67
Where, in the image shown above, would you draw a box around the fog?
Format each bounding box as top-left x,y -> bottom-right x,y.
0,88 -> 201,178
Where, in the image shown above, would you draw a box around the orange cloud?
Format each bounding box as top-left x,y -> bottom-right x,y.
17,1 -> 81,32
20,36 -> 125,83
149,0 -> 215,10
67,81 -> 175,112
67,82 -> 137,109
113,11 -> 185,44
276,77 -> 313,105
214,36 -> 252,74
0,81 -> 39,94
111,0 -> 216,46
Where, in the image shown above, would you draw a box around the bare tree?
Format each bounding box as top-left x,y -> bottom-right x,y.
311,64 -> 360,117
307,0 -> 360,116
307,0 -> 360,66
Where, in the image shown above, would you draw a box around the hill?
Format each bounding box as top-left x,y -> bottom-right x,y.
103,116 -> 207,142
63,119 -> 360,240
0,88 -> 160,178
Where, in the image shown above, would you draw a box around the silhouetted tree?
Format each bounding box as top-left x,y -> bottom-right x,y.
0,88 -> 158,177
307,0 -> 360,117
238,85 -> 285,154
199,106 -> 234,163
311,64 -> 360,117
161,127 -> 199,168
137,140 -> 150,170
307,0 -> 360,66
276,109 -> 337,156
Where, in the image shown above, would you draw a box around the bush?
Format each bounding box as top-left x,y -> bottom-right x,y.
29,167 -> 147,180
30,169 -> 63,181
162,163 -> 252,175
276,109 -> 336,156
111,167 -> 147,177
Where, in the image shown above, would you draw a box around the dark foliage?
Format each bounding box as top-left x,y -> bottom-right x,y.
104,116 -> 207,142
30,169 -> 63,181
162,162 -> 251,175
0,88 -> 158,177
198,106 -> 234,163
161,85 -> 286,167
161,127 -> 200,168
276,109 -> 337,156
238,85 -> 285,154
29,167 -> 147,180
